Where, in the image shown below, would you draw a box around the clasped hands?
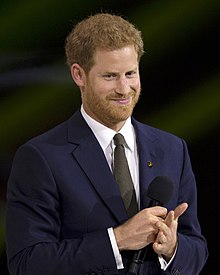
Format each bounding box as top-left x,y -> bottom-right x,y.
114,202 -> 188,260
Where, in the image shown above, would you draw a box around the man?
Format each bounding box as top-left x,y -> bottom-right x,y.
6,13 -> 208,274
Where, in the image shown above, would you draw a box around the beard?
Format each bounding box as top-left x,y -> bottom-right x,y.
82,85 -> 141,128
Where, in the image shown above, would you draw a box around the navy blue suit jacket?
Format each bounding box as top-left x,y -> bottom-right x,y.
6,110 -> 208,275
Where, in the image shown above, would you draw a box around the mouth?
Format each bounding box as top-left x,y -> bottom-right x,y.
112,97 -> 132,105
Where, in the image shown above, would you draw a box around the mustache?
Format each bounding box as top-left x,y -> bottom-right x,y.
106,91 -> 136,100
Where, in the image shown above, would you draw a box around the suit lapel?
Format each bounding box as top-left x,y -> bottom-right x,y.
132,119 -> 164,210
67,112 -> 165,220
67,111 -> 128,223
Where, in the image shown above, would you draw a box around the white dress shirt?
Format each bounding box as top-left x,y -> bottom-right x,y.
80,105 -> 173,270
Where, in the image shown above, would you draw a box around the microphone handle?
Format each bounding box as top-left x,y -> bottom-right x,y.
128,249 -> 146,274
128,200 -> 161,274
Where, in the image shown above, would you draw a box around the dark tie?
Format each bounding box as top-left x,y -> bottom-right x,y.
113,133 -> 138,218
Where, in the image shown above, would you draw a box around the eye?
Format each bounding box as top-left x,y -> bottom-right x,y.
102,73 -> 117,80
126,71 -> 137,78
125,71 -> 137,78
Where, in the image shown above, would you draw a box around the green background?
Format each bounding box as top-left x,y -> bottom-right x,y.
0,0 -> 219,273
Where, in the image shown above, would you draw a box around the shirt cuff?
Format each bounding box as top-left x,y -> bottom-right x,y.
158,243 -> 178,270
107,227 -> 124,269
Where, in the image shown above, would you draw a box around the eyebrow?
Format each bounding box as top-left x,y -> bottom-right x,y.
99,67 -> 138,74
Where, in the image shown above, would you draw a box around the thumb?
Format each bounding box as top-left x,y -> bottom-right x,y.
174,202 -> 188,221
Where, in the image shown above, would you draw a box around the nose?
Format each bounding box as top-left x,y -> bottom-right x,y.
115,76 -> 130,95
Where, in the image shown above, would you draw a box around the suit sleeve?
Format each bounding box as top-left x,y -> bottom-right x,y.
163,139 -> 208,275
6,144 -> 118,275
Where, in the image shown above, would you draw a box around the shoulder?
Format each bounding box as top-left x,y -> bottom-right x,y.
26,120 -> 68,148
132,117 -> 183,143
22,109 -> 83,148
131,117 -> 189,159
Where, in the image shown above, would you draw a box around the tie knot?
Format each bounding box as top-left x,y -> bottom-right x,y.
113,133 -> 126,146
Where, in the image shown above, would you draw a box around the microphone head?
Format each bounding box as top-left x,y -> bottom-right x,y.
147,176 -> 174,205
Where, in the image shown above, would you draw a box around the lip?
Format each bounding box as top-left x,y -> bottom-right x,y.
112,97 -> 131,105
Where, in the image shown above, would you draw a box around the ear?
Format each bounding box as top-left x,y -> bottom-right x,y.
70,63 -> 86,87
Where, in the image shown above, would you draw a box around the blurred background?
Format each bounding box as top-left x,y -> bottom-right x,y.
0,0 -> 219,274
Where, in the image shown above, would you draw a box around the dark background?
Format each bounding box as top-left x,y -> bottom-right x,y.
0,0 -> 219,274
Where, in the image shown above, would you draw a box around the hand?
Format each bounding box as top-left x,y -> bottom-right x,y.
114,206 -> 167,251
153,202 -> 188,260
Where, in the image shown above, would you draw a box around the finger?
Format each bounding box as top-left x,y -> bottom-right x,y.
146,206 -> 168,218
153,239 -> 164,253
164,210 -> 174,227
174,202 -> 188,220
157,230 -> 167,244
155,219 -> 170,236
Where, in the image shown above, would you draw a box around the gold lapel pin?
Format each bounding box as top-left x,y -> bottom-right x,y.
147,161 -> 153,168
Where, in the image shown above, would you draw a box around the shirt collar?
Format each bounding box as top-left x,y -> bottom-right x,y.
80,105 -> 135,152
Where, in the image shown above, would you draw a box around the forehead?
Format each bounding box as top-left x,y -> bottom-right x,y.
92,46 -> 138,71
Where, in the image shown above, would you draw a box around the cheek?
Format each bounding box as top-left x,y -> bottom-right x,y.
131,78 -> 141,91
95,82 -> 114,95
128,75 -> 140,85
